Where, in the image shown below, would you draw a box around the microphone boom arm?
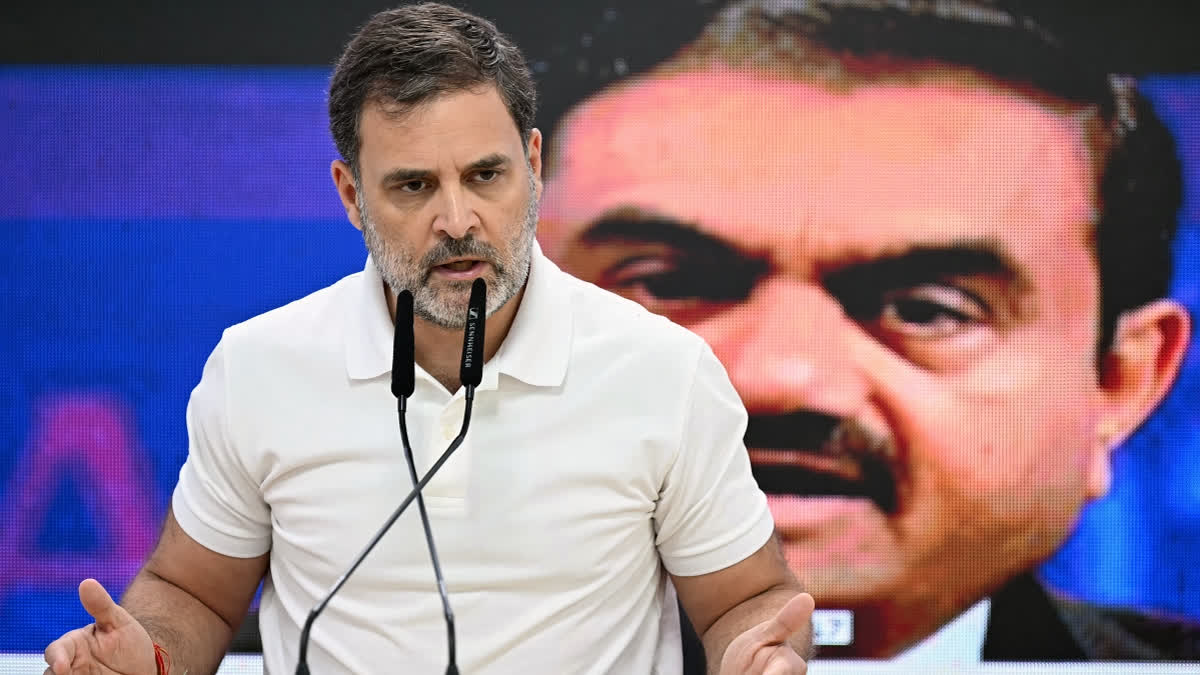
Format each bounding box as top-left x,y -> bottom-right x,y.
399,394 -> 459,675
296,280 -> 484,674
295,392 -> 475,673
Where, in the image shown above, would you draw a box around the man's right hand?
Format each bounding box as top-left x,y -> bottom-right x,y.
43,578 -> 157,675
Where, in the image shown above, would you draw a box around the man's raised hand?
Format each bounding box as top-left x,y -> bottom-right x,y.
43,579 -> 157,675
719,592 -> 815,674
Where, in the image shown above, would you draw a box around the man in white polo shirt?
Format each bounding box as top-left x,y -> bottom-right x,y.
43,3 -> 813,674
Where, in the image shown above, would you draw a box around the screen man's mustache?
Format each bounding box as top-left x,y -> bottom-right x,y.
746,411 -> 902,514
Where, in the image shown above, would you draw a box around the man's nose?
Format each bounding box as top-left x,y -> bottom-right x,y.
713,279 -> 871,418
431,183 -> 480,240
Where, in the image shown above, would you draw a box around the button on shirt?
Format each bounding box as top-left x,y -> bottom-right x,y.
172,242 -> 774,674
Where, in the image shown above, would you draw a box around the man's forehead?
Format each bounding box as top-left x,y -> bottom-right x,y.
541,65 -> 1096,262
356,87 -> 521,173
555,64 -> 1084,138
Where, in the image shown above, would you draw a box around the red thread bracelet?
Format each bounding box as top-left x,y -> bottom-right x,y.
153,643 -> 171,675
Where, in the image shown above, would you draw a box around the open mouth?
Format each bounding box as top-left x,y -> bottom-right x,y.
432,259 -> 486,277
746,412 -> 900,514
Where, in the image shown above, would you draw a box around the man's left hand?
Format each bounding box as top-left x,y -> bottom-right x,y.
719,592 -> 815,674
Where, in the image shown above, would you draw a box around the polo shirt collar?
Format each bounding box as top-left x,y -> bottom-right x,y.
344,241 -> 572,389
343,254 -> 395,382
488,240 -> 571,388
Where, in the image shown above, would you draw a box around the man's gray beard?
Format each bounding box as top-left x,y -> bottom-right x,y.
358,172 -> 539,329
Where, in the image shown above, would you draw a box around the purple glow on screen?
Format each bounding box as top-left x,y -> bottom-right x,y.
1,67 -> 343,221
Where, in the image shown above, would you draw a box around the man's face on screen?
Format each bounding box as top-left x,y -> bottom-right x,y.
539,67 -> 1112,617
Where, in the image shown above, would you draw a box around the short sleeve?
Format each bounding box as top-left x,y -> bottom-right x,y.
653,342 -> 775,577
172,336 -> 272,558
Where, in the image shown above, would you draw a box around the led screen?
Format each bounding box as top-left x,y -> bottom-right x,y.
3,1 -> 1198,671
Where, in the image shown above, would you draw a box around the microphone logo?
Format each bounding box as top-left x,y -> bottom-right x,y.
460,278 -> 486,388
463,329 -> 476,370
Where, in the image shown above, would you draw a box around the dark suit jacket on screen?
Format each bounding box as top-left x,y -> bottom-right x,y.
679,574 -> 1200,673
982,573 -> 1200,661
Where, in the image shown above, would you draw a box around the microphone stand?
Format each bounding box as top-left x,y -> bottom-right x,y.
296,279 -> 485,675
398,393 -> 460,675
295,411 -> 474,673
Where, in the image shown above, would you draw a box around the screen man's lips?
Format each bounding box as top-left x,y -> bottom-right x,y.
749,449 -> 899,514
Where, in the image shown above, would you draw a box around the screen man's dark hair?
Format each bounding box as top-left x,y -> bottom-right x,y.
328,2 -> 537,178
662,0 -> 1183,354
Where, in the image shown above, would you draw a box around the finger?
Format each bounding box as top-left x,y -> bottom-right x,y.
763,648 -> 807,675
763,662 -> 789,675
758,593 -> 816,645
44,633 -> 77,675
78,578 -> 129,631
763,662 -> 802,675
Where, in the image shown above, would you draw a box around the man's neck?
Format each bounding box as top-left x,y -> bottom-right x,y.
387,283 -> 526,394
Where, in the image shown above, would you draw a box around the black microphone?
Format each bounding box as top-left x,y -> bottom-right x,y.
295,282 -> 486,674
392,289 -> 415,399
460,277 -> 486,389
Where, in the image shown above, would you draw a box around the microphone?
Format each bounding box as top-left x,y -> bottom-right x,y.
392,289 -> 415,399
295,281 -> 486,674
460,277 -> 486,389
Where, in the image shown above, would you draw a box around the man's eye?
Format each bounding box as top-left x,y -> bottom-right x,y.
398,180 -> 428,193
606,255 -> 760,302
473,170 -> 500,183
608,257 -> 692,299
877,284 -> 988,337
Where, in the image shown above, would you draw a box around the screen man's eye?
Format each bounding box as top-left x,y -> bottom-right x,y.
877,284 -> 989,338
607,254 -> 762,302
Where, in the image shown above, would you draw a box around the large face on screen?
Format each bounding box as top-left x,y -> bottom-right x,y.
539,67 -> 1117,619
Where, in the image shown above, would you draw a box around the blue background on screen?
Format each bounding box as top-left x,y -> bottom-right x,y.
1,67 -> 1198,648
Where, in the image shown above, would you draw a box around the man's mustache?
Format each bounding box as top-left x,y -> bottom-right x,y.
420,237 -> 504,279
746,411 -> 902,514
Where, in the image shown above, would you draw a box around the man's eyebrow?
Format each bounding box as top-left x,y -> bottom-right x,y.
578,215 -> 1029,298
466,153 -> 509,172
822,240 -> 1034,315
578,208 -> 754,259
379,153 -> 511,185
381,166 -> 431,184
835,240 -> 1022,279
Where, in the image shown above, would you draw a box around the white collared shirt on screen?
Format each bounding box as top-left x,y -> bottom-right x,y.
892,598 -> 992,665
172,242 -> 774,674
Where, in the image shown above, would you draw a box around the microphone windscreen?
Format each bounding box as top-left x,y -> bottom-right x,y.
459,278 -> 486,387
391,289 -> 415,398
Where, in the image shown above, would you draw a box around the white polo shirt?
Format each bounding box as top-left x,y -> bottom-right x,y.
173,243 -> 774,674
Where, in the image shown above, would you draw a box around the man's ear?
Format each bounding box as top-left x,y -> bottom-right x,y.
1089,298 -> 1191,498
526,128 -> 544,199
331,159 -> 364,232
